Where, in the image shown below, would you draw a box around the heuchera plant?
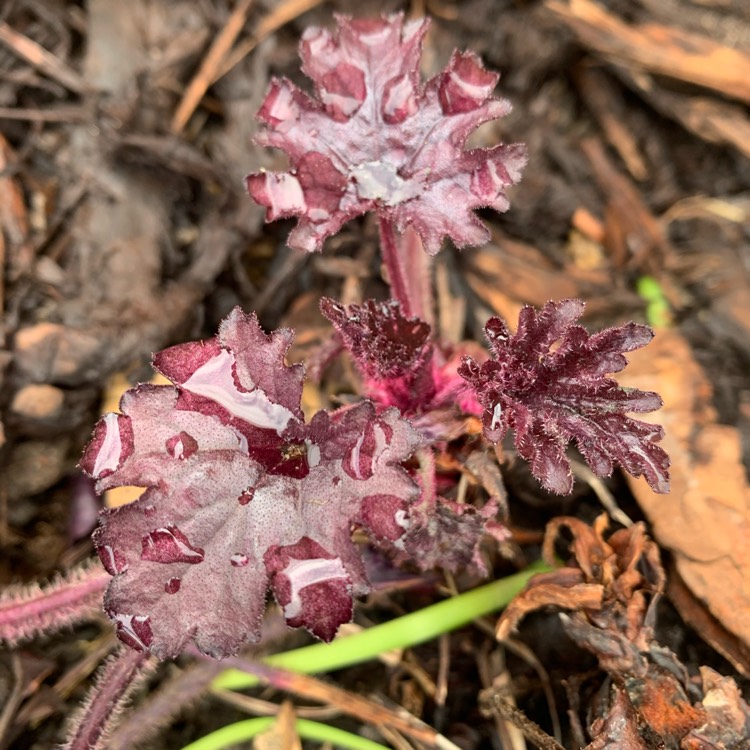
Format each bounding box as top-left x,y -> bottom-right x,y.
80,310 -> 420,658
319,297 -> 483,440
80,13 -> 670,661
245,13 -> 526,255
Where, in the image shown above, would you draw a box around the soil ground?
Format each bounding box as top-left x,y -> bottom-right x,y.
1,1 -> 750,748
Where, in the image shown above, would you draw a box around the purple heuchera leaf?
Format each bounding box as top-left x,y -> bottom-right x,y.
389,497 -> 508,576
246,13 -> 527,254
80,308 -> 421,659
320,297 -> 432,381
458,300 -> 670,495
320,297 -> 482,439
321,297 -> 507,569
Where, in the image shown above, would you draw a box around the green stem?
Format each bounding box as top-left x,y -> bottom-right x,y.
213,563 -> 547,692
181,717 -> 389,750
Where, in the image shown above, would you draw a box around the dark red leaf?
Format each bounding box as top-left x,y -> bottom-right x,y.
459,300 -> 670,494
320,297 -> 483,439
81,309 -> 421,658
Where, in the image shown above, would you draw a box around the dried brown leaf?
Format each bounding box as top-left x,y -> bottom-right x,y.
681,667 -> 750,749
618,330 -> 750,653
254,701 -> 301,750
496,568 -> 603,641
498,516 -> 665,676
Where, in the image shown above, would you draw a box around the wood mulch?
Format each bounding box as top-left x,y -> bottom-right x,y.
1,0 -> 749,747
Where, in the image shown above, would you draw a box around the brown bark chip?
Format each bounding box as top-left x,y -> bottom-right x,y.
619,330 -> 750,654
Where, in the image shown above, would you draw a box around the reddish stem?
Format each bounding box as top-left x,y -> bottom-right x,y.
0,559 -> 108,645
62,647 -> 152,750
224,656 -> 445,747
378,218 -> 434,326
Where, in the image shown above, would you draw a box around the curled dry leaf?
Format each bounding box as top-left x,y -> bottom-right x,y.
246,13 -> 526,254
498,515 -> 750,747
497,515 -> 664,676
459,299 -> 670,495
81,308 -> 421,658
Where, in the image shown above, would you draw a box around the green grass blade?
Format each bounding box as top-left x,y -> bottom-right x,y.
213,563 -> 546,692
181,717 -> 390,750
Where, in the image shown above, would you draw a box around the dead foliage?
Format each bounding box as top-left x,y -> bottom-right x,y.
496,516 -> 750,748
1,0 -> 749,746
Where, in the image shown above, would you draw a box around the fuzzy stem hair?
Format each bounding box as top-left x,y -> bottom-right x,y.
0,558 -> 108,646
60,647 -> 153,750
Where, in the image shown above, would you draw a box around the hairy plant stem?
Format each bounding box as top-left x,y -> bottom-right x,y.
61,647 -> 153,750
378,218 -> 434,326
0,559 -> 108,646
108,658 -> 226,750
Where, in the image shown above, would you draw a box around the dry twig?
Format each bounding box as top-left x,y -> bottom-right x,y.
0,20 -> 85,93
